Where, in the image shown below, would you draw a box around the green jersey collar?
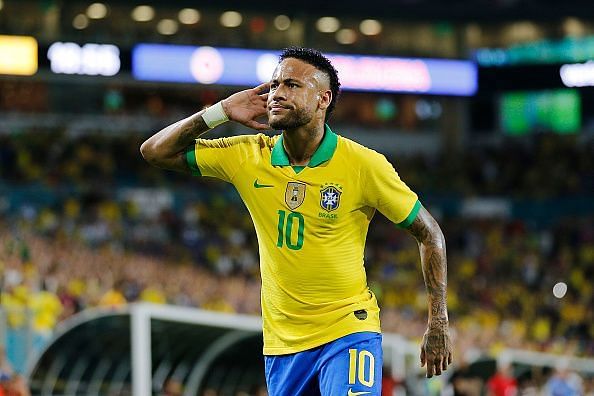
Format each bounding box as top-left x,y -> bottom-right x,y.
271,124 -> 338,167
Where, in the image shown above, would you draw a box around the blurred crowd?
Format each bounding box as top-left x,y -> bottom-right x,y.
1,197 -> 593,394
405,135 -> 594,199
1,178 -> 593,350
0,346 -> 30,396
1,128 -> 593,199
1,130 -> 593,394
369,213 -> 594,356
448,359 -> 594,396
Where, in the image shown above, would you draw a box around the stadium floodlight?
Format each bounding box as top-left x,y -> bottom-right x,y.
73,14 -> 89,30
563,17 -> 585,37
157,19 -> 178,35
86,3 -> 107,19
360,19 -> 382,36
220,11 -> 242,28
131,5 -> 154,22
273,15 -> 291,31
336,29 -> 357,45
178,8 -> 200,25
316,17 -> 340,33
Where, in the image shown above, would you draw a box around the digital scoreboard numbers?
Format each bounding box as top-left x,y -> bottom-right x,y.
47,42 -> 121,76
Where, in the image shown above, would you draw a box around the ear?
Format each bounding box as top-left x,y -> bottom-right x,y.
318,89 -> 332,111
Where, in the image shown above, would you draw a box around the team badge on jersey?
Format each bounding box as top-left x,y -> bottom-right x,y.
285,182 -> 306,210
320,184 -> 342,212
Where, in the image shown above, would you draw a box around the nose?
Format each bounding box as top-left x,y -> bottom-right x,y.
270,85 -> 286,103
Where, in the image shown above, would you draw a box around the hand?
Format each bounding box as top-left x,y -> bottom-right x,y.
221,82 -> 270,131
420,320 -> 453,378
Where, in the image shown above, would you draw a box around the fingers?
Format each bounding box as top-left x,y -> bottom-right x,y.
434,358 -> 442,376
425,356 -> 439,378
253,82 -> 271,94
421,325 -> 453,378
443,354 -> 450,371
426,358 -> 435,378
423,353 -> 452,378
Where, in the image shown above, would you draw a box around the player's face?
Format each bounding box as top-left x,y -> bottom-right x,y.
267,58 -> 330,130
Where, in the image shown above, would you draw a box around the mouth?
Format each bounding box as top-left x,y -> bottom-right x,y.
269,103 -> 290,113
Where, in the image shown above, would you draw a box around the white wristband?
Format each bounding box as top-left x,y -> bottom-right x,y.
202,101 -> 229,129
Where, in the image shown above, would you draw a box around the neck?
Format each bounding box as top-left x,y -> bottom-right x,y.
282,123 -> 325,166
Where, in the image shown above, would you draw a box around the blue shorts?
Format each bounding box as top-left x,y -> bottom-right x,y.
264,332 -> 382,396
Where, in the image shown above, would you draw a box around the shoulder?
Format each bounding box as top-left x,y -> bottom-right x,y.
337,134 -> 390,167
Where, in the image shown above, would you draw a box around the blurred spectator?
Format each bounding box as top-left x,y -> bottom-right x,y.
2,376 -> 30,396
381,366 -> 400,396
0,348 -> 29,396
98,281 -> 127,308
486,361 -> 518,396
0,347 -> 14,383
545,360 -> 584,396
449,360 -> 484,396
162,378 -> 183,396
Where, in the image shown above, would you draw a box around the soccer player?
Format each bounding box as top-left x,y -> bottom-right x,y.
141,47 -> 452,395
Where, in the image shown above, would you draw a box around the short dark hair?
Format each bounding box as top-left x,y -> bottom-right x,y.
279,47 -> 341,120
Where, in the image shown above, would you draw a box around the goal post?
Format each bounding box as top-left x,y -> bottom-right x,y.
129,303 -> 262,396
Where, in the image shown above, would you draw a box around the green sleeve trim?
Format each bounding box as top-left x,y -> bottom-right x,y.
185,146 -> 202,176
397,200 -> 421,229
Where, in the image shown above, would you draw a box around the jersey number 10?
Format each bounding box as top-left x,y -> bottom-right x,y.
276,210 -> 304,250
349,348 -> 375,387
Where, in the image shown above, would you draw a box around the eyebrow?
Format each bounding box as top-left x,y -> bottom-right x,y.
271,78 -> 303,84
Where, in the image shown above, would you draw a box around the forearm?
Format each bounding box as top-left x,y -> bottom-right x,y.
407,207 -> 448,323
406,206 -> 452,376
140,110 -> 209,171
418,233 -> 448,323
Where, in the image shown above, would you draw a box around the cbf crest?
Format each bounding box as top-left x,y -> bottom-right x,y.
285,182 -> 306,210
320,183 -> 342,212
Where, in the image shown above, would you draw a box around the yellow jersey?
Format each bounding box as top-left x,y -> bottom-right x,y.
187,125 -> 420,355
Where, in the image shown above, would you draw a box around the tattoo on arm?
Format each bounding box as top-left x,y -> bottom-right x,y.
407,207 -> 448,322
168,116 -> 209,173
408,206 -> 453,374
141,110 -> 209,174
175,114 -> 209,147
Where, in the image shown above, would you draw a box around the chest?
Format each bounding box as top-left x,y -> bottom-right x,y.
235,163 -> 363,224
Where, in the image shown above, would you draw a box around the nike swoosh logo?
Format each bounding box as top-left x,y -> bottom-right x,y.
253,179 -> 274,188
347,389 -> 371,396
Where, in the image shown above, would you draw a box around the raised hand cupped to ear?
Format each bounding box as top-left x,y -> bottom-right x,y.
222,82 -> 270,131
